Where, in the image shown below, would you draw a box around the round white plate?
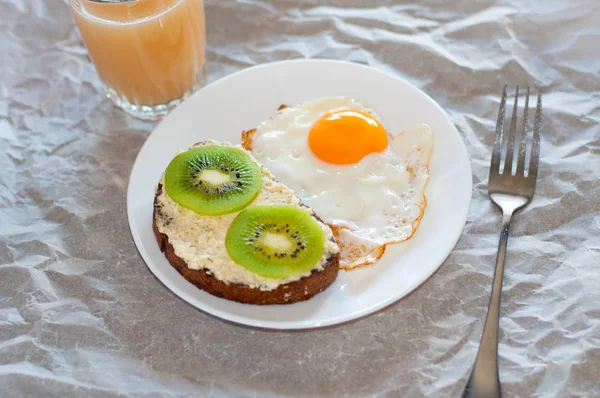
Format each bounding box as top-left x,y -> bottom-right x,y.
127,59 -> 472,330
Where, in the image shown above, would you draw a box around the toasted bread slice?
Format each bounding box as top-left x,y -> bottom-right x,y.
153,141 -> 340,305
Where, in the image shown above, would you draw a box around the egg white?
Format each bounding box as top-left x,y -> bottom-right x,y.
250,97 -> 433,269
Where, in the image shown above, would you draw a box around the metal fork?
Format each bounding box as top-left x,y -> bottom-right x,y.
462,85 -> 542,398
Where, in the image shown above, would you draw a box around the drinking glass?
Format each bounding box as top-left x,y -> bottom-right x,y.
70,0 -> 206,120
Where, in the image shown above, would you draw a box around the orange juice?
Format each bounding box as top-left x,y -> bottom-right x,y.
71,0 -> 206,118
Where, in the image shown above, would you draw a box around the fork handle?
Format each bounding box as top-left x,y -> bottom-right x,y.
462,210 -> 514,398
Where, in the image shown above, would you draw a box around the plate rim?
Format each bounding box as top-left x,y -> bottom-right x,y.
127,58 -> 472,330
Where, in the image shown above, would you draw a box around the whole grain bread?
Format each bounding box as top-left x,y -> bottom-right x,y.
153,184 -> 340,305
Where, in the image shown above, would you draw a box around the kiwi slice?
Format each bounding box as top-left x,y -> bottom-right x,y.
164,146 -> 262,216
226,205 -> 325,279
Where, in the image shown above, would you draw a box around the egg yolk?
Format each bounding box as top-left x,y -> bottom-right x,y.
308,109 -> 388,165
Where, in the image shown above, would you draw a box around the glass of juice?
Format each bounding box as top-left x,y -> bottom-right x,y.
70,0 -> 206,120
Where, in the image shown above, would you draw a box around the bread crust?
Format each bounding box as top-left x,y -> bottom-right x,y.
153,184 -> 339,305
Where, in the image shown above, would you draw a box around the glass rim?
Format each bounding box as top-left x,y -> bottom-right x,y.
83,0 -> 138,3
71,0 -> 191,25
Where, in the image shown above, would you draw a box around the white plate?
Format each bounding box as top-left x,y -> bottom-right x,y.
127,59 -> 472,330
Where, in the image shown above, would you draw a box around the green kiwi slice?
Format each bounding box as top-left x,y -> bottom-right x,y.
164,146 -> 262,216
225,205 -> 325,279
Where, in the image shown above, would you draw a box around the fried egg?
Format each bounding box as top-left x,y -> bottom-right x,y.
245,97 -> 433,269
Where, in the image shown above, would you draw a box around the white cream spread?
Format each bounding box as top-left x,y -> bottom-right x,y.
154,140 -> 339,291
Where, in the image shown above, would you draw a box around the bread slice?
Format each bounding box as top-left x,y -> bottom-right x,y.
153,142 -> 340,305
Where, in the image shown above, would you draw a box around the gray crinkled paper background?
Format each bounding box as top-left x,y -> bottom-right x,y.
1,0 -> 599,397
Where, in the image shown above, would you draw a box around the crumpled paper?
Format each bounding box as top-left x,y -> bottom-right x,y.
1,0 -> 599,396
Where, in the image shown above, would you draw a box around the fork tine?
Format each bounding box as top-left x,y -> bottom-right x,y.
503,85 -> 519,174
490,85 -> 508,174
528,90 -> 542,178
516,87 -> 530,175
